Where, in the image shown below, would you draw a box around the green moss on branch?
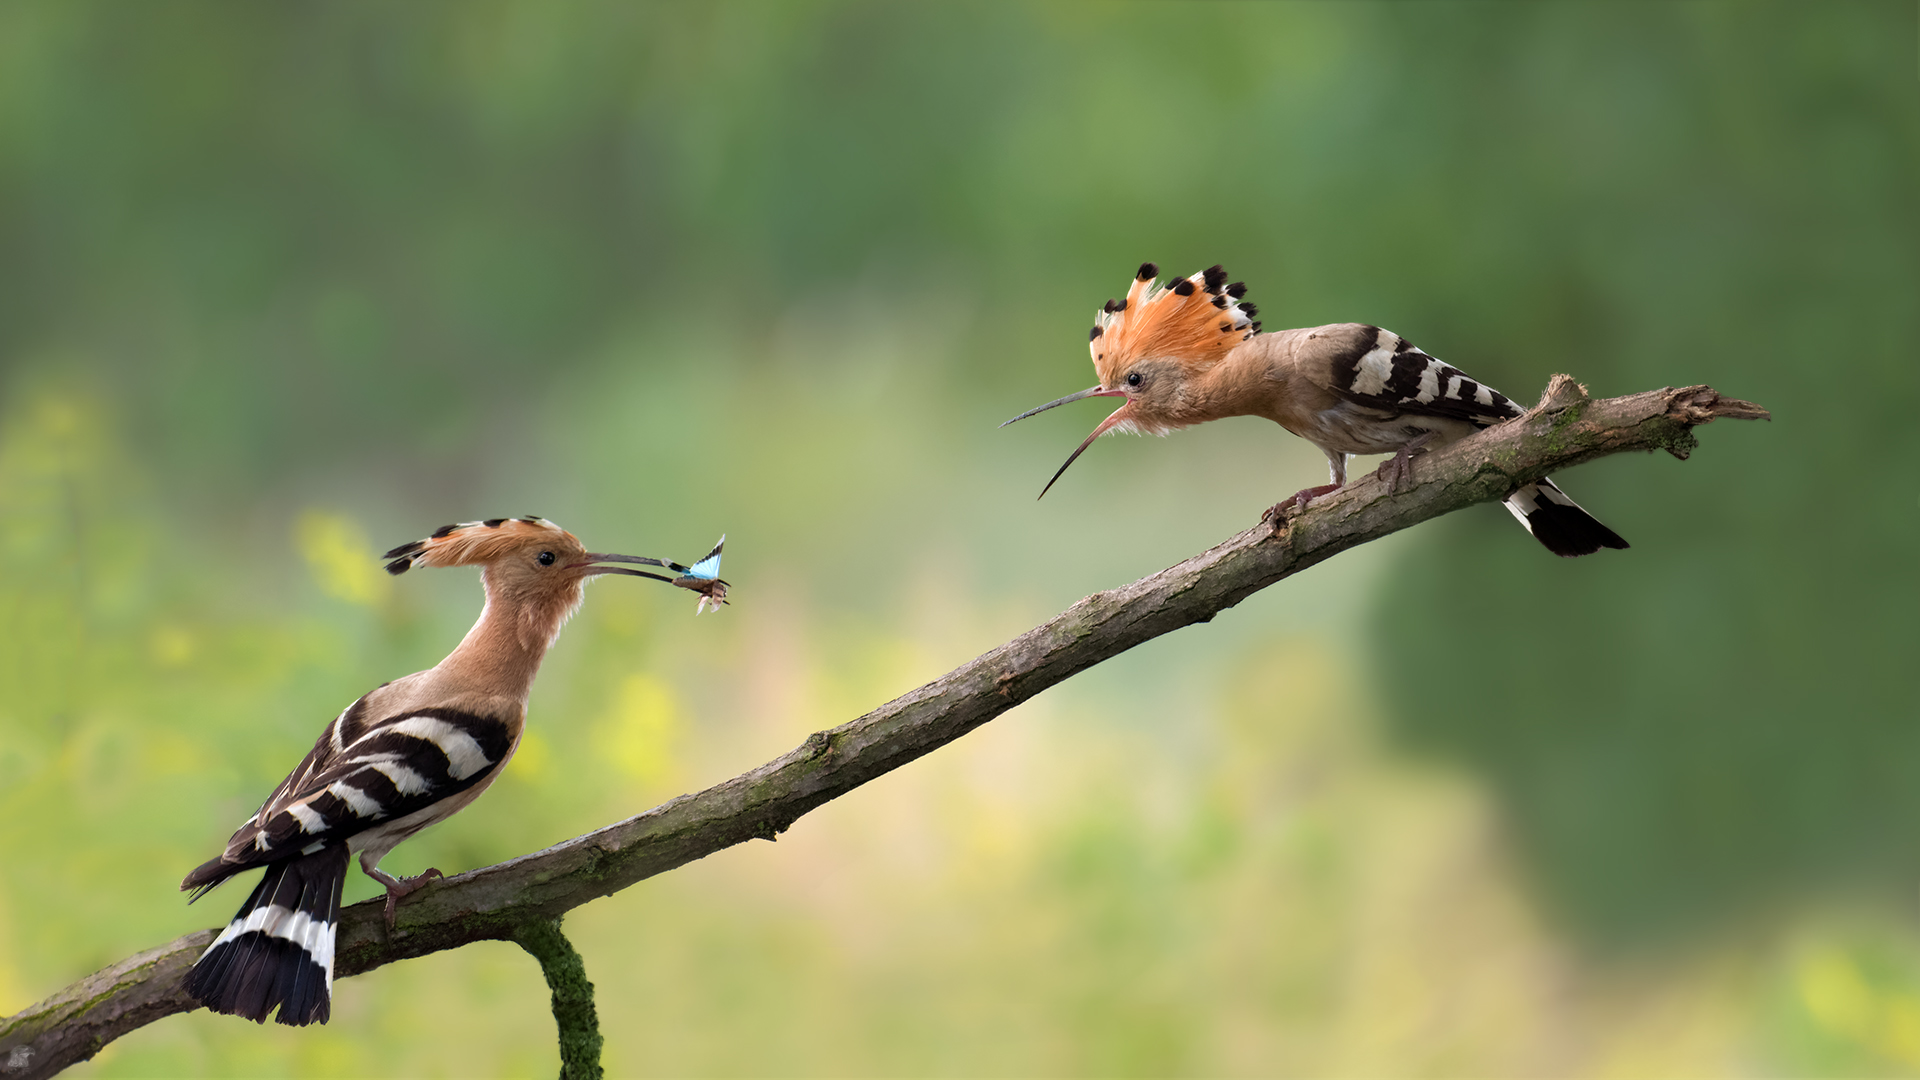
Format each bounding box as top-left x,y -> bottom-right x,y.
513,920 -> 604,1080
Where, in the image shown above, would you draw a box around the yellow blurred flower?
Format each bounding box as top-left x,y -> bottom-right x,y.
296,510 -> 390,607
595,672 -> 679,785
148,624 -> 196,667
511,728 -> 551,782
1882,995 -> 1920,1068
1799,951 -> 1876,1041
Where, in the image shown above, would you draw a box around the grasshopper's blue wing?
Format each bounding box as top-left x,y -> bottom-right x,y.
673,535 -> 724,580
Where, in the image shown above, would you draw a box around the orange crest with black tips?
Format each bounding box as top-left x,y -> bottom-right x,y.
1088,263 -> 1260,386
382,516 -> 576,575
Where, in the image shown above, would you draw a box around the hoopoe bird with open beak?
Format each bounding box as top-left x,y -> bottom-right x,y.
1003,263 -> 1628,556
181,516 -> 718,1026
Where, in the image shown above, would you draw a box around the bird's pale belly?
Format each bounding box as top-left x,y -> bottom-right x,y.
1290,406 -> 1480,456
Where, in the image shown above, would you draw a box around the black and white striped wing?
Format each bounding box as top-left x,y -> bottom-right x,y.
1326,326 -> 1524,428
1312,325 -> 1629,559
186,700 -> 512,895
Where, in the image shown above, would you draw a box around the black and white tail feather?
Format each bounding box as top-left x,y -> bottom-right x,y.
1500,477 -> 1628,557
182,843 -> 347,1026
1326,326 -> 1629,557
181,697 -> 511,1025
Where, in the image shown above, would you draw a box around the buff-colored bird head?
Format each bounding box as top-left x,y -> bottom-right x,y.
381,516 -> 683,647
1002,263 -> 1261,497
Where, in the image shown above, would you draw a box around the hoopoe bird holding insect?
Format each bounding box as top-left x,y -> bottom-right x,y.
1003,263 -> 1628,556
181,516 -> 727,1026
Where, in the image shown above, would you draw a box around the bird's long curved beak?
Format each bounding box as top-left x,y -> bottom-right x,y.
1038,402 -> 1135,500
999,385 -> 1124,428
576,553 -> 675,583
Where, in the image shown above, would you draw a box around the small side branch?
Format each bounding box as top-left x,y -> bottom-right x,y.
513,920 -> 604,1080
0,380 -> 1766,1078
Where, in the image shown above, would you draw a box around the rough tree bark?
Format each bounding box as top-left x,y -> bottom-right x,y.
0,379 -> 1767,1079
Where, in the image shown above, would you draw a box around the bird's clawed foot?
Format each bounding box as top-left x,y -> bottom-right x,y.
1263,484 -> 1343,531
371,867 -> 444,931
1376,433 -> 1437,494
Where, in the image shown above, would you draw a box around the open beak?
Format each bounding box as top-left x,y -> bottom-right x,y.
1038,401 -> 1135,500
575,553 -> 675,583
998,384 -> 1125,428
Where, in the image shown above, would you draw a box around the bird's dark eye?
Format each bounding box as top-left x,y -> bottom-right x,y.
1126,372 -> 1143,387
537,551 -> 556,567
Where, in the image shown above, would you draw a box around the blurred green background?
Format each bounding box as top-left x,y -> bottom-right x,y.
1,1 -> 1915,1075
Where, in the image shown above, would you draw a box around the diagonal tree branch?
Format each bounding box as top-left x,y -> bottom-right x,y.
0,379 -> 1767,1079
